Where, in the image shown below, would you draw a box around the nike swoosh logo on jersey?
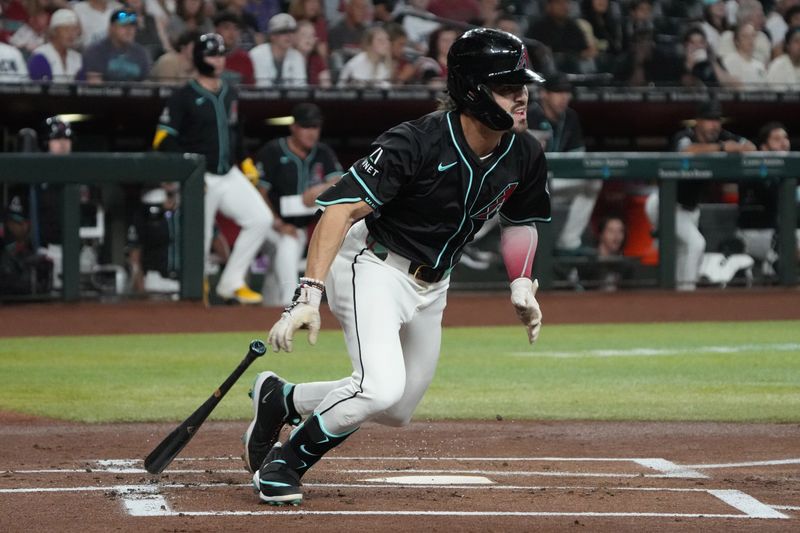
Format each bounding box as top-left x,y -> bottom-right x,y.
195,97 -> 205,106
438,161 -> 457,172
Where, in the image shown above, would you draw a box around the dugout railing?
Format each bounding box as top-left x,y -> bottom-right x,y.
537,152 -> 799,289
0,153 -> 206,301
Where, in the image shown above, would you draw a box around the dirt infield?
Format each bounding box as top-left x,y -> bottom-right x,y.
1,289 -> 799,531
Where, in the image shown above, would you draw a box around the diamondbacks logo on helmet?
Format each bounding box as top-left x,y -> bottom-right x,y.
515,48 -> 530,72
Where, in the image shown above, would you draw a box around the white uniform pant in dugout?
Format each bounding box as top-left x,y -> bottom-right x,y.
204,167 -> 278,297
291,220 -> 449,436
261,228 -> 308,307
645,192 -> 706,291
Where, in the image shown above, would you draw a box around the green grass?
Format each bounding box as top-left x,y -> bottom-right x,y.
1,321 -> 798,423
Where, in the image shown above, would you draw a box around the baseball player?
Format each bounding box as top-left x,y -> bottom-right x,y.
154,33 -> 276,304
254,102 -> 343,306
242,28 -> 551,505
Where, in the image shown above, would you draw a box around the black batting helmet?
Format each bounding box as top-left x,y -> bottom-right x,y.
193,33 -> 226,77
447,28 -> 544,131
44,116 -> 73,141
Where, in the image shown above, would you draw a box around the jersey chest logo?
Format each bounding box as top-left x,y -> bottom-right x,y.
470,183 -> 518,220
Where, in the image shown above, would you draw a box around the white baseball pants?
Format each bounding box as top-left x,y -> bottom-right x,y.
261,229 -> 308,306
204,167 -> 277,297
292,220 -> 449,435
645,192 -> 706,290
550,178 -> 603,250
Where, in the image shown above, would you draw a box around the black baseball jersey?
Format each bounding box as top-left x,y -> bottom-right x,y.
156,79 -> 241,174
127,203 -> 180,278
255,137 -> 342,228
672,127 -> 748,209
317,110 -> 551,270
527,103 -> 585,153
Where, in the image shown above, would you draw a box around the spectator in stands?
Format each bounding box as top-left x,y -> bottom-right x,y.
612,28 -> 682,86
294,19 -> 330,86
74,0 -> 123,49
721,22 -> 767,89
372,0 -> 396,23
125,0 -> 170,61
166,0 -> 213,45
701,0 -> 730,52
242,0 -> 280,38
214,11 -> 255,85
645,100 -> 756,291
127,183 -> 182,295
527,0 -> 594,74
766,26 -> 800,89
528,73 -> 600,256
0,0 -> 29,42
578,0 -> 623,72
468,0 -> 504,28
83,9 -> 152,82
413,24 -> 458,87
680,25 -> 731,87
328,0 -> 370,65
621,0 -> 654,50
386,22 -> 415,84
288,0 -> 329,58
766,0 -> 799,57
337,24 -> 391,87
149,28 -> 197,81
736,122 -> 792,276
249,12 -> 306,86
717,0 -> 771,66
0,39 -> 28,81
401,0 -> 439,54
429,0 -> 480,23
8,0 -> 49,54
786,5 -> 800,28
254,102 -> 342,306
222,0 -> 262,50
27,8 -> 82,82
592,215 -> 630,290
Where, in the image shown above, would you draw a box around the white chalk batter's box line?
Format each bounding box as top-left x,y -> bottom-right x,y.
1,457 -> 796,520
0,457 -> 710,478
0,481 -> 791,520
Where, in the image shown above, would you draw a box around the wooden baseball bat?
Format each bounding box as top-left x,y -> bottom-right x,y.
144,339 -> 267,474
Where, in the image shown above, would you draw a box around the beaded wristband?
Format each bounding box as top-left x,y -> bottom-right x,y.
299,277 -> 326,292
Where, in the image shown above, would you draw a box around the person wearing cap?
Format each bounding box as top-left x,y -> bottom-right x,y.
83,9 -> 151,82
27,8 -> 83,82
645,100 -> 756,291
327,0 -> 371,61
249,12 -> 306,87
213,10 -> 255,86
254,102 -> 342,306
73,0 -> 123,49
154,33 -> 277,304
528,72 -> 599,257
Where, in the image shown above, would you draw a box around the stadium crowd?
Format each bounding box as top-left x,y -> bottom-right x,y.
0,0 -> 799,89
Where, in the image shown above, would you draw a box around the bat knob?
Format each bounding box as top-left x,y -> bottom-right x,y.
249,340 -> 267,356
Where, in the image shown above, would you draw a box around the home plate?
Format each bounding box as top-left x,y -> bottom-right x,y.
362,475 -> 494,485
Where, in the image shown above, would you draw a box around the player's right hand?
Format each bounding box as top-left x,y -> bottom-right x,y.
267,282 -> 323,352
510,277 -> 542,344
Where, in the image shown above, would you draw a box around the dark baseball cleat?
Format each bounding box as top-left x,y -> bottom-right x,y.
252,451 -> 303,506
242,372 -> 301,473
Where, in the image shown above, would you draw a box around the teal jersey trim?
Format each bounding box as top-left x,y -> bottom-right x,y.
316,197 -> 363,206
348,166 -> 383,206
468,134 -> 516,213
500,213 -> 552,224
434,112 -> 473,270
279,138 -> 305,194
189,79 -> 230,174
157,124 -> 178,136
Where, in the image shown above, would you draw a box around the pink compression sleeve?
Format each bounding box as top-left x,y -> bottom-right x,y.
500,224 -> 538,281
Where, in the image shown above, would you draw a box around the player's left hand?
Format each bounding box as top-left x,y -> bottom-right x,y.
267,280 -> 323,352
510,277 -> 542,344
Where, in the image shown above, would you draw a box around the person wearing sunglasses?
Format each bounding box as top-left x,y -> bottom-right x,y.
83,9 -> 151,83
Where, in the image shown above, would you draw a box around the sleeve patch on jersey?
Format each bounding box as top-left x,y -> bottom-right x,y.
349,166 -> 383,207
